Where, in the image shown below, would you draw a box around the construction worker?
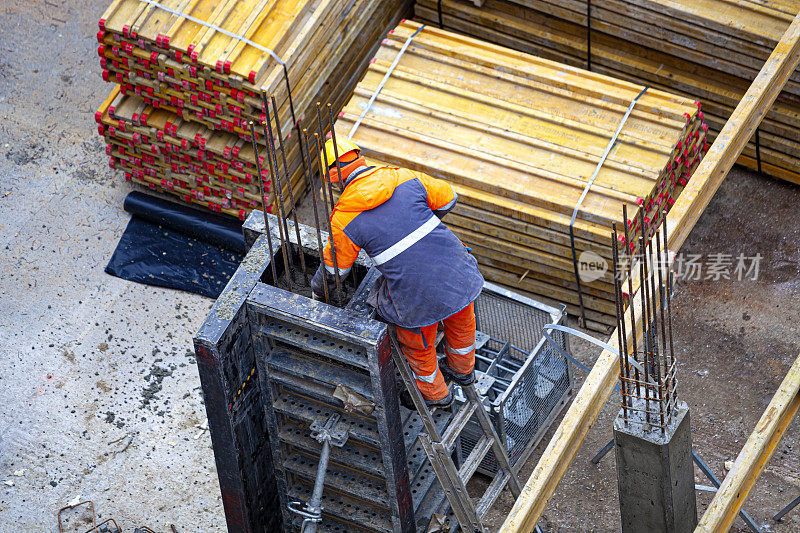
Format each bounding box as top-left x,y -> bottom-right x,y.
311,138 -> 484,408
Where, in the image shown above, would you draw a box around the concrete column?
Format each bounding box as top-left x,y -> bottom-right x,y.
613,400 -> 697,533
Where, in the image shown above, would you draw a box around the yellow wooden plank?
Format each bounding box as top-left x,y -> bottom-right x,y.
695,352 -> 800,532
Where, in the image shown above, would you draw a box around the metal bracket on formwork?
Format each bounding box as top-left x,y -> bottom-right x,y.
333,384 -> 375,416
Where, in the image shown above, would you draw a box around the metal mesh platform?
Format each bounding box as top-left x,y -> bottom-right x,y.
456,284 -> 572,475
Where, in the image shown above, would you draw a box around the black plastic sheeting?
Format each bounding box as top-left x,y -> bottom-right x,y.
105,192 -> 245,298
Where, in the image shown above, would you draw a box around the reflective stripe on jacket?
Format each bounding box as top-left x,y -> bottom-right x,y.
322,165 -> 484,329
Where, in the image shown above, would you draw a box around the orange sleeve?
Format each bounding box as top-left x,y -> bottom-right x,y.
413,171 -> 458,215
323,213 -> 360,275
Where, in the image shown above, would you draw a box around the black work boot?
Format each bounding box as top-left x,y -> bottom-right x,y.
440,360 -> 476,386
399,388 -> 453,411
425,390 -> 454,410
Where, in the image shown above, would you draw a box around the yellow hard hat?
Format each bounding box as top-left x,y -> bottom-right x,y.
320,137 -> 361,169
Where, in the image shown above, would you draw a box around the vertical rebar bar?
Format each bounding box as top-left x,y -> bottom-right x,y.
249,121 -> 279,286
314,132 -> 342,307
655,225 -> 671,420
260,93 -> 294,292
645,223 -> 666,433
638,228 -> 652,424
662,210 -> 677,413
327,103 -> 345,195
622,204 -> 641,398
611,223 -> 628,420
271,94 -> 309,287
303,130 -> 330,304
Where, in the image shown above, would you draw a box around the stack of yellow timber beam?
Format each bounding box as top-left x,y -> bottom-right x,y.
414,0 -> 800,186
336,21 -> 707,331
96,0 -> 409,215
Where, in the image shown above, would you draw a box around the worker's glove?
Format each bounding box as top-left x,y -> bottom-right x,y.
311,264 -> 335,301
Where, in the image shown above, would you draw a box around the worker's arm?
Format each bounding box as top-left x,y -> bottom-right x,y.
414,171 -> 458,219
311,216 -> 361,298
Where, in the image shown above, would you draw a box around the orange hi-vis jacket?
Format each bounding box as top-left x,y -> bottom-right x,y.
321,165 -> 484,329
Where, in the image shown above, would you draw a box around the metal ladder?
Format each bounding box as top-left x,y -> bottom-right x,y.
388,330 -> 522,532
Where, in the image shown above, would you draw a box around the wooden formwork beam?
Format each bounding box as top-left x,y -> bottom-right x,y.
695,352 -> 800,532
499,10 -> 800,533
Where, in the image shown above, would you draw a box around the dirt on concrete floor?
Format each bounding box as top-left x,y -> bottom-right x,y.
0,0 -> 798,531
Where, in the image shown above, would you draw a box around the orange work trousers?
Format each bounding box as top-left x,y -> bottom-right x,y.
395,302 -> 476,401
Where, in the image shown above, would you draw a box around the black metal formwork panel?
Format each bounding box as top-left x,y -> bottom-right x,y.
194,231 -> 282,533
194,211 -> 392,532
248,283 -> 453,532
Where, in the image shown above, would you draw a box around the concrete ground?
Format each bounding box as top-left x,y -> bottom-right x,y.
0,0 -> 798,532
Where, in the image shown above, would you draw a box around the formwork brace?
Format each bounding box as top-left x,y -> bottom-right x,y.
500,10 -> 800,533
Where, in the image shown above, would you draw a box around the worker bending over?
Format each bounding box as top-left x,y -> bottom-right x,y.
311,139 -> 484,408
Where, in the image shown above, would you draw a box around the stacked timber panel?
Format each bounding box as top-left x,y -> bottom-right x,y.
414,0 -> 800,186
96,0 -> 410,216
337,21 -> 706,331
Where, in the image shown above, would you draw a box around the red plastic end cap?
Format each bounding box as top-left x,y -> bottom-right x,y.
224,61 -> 232,74
249,70 -> 256,84
266,205 -> 273,214
94,110 -> 103,123
97,125 -> 105,136
636,197 -> 644,206
684,112 -> 691,123
101,69 -> 110,82
238,209 -> 246,220
232,146 -> 240,158
695,100 -> 701,109
174,50 -> 183,63
163,35 -> 170,47
109,157 -> 116,169
97,44 -> 106,57
187,44 -> 194,56
105,145 -> 112,156
98,18 -> 106,31
151,51 -> 158,62
215,59 -> 224,73
191,50 -> 199,63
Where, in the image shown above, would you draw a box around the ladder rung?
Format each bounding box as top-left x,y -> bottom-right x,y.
476,469 -> 512,519
458,435 -> 493,483
441,402 -> 477,449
